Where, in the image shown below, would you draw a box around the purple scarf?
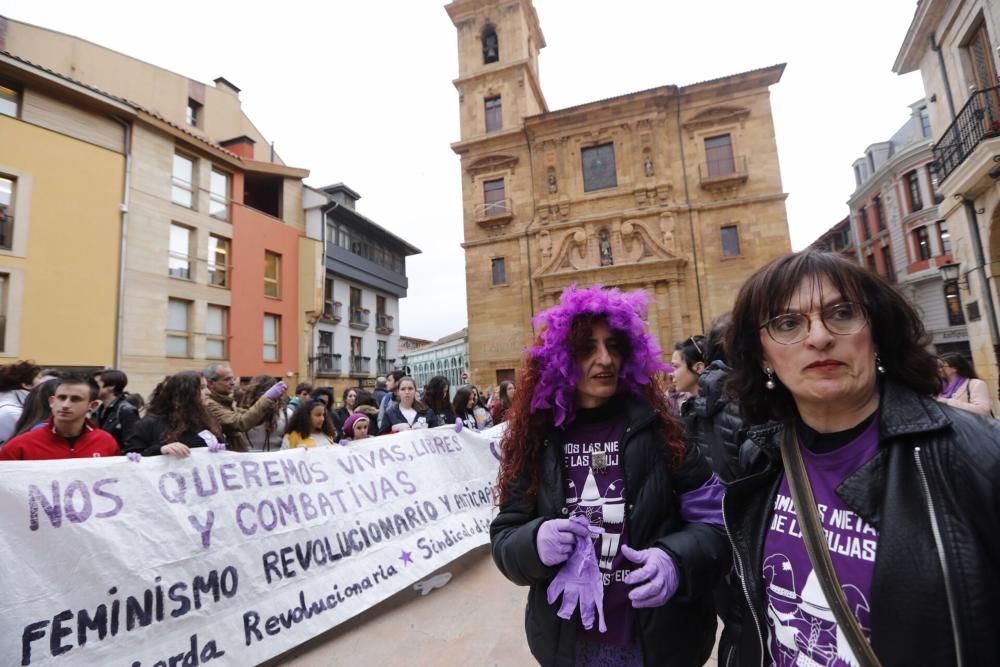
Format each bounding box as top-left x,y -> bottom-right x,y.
940,376 -> 965,399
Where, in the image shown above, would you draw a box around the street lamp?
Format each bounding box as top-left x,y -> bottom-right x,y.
939,261 -> 967,288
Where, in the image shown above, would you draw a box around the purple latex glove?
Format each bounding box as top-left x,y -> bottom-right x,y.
546,516 -> 607,632
536,516 -> 591,566
339,439 -> 351,446
622,544 -> 679,608
126,452 -> 142,463
263,381 -> 287,401
198,429 -> 225,453
679,473 -> 725,526
454,417 -> 463,433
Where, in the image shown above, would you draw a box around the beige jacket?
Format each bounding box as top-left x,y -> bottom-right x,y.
205,391 -> 275,452
938,377 -> 993,417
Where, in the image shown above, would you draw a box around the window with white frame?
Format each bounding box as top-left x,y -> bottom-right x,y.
168,224 -> 193,279
0,175 -> 14,251
208,235 -> 230,287
166,298 -> 192,357
205,305 -> 228,359
263,314 -> 280,361
209,170 -> 230,220
264,251 -> 280,298
172,154 -> 195,208
0,82 -> 18,118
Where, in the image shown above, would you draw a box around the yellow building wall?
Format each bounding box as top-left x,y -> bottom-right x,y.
0,115 -> 123,365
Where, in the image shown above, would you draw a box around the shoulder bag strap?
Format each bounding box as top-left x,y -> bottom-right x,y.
779,423 -> 883,667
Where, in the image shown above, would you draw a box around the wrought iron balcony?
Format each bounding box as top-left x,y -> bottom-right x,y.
315,352 -> 342,377
322,300 -> 342,323
376,357 -> 395,375
933,85 -> 1000,183
349,307 -> 370,330
376,313 -> 394,334
349,355 -> 371,375
474,199 -> 513,227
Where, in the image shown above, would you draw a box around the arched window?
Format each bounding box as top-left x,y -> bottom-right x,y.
482,25 -> 499,64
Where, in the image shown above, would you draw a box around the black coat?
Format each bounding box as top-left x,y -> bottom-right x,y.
680,360 -> 745,484
490,397 -> 730,667
378,402 -> 439,435
125,414 -> 222,456
723,380 -> 1000,666
94,394 -> 139,450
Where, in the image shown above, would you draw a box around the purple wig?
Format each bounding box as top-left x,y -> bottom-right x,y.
528,284 -> 669,426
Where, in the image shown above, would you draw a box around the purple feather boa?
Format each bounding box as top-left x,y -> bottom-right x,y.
528,284 -> 669,427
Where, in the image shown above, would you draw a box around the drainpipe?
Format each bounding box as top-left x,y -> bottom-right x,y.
963,200 -> 1000,393
523,127 -> 538,330
111,115 -> 132,370
930,32 -> 958,121
675,86 -> 706,333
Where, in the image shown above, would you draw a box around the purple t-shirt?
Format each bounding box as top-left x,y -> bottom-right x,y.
763,416 -> 881,666
561,411 -> 635,645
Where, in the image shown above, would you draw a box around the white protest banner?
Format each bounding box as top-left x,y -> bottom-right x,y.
0,425 -> 502,666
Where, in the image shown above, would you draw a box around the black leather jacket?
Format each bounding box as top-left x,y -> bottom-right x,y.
490,397 -> 730,667
722,380 -> 1000,667
681,360 -> 745,483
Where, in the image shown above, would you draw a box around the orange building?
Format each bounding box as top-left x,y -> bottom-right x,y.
228,163 -> 301,379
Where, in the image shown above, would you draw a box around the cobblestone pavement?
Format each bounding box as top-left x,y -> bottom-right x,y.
266,544 -> 721,666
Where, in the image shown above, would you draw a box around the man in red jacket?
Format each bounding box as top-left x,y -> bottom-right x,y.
0,374 -> 119,460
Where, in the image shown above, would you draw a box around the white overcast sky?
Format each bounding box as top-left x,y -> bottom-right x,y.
6,0 -> 925,341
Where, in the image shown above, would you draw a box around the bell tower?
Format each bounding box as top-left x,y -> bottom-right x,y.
446,0 -> 548,386
446,0 -> 547,141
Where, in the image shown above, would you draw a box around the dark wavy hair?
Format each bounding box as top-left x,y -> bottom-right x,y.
726,248 -> 940,425
240,374 -> 282,433
147,371 -> 221,443
0,360 -> 41,392
452,385 -> 475,420
423,376 -> 451,413
940,353 -> 978,380
497,315 -> 684,505
12,378 -> 60,437
286,399 -> 335,439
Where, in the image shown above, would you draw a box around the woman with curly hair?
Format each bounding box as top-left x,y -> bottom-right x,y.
490,285 -> 728,666
126,371 -> 224,457
282,399 -> 336,448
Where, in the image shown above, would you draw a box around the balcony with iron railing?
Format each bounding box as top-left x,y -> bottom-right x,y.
474,198 -> 513,227
698,155 -> 748,190
0,214 -> 12,250
376,313 -> 394,334
322,300 -> 342,323
349,307 -> 370,330
349,355 -> 371,376
314,352 -> 342,377
376,357 -> 396,375
933,85 -> 1000,183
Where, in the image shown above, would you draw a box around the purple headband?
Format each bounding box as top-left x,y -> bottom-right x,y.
528,284 -> 669,426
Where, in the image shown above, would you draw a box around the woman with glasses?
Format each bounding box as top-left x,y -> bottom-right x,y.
721,248 -> 1000,666
937,353 -> 993,417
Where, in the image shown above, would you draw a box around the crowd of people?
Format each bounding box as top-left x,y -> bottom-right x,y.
2,247 -> 999,665
0,361 -> 510,461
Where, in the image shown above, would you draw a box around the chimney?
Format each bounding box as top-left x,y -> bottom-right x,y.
213,76 -> 241,98
220,135 -> 256,159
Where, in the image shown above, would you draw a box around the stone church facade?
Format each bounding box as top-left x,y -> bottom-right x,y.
446,0 -> 792,385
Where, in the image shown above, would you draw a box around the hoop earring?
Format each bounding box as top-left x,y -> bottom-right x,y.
765,367 -> 776,390
875,354 -> 886,375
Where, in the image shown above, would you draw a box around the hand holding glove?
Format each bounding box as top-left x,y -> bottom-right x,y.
264,381 -> 287,401
546,515 -> 606,632
621,544 -> 679,608
454,417 -> 463,433
536,515 -> 591,566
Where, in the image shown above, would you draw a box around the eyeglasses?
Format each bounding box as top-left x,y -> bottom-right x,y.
760,301 -> 868,345
689,336 -> 705,359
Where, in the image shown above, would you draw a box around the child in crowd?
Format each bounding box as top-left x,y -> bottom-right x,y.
281,399 -> 336,449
